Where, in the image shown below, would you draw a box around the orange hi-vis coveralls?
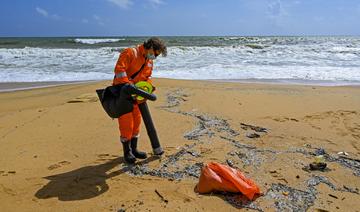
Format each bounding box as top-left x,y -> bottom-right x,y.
113,44 -> 153,141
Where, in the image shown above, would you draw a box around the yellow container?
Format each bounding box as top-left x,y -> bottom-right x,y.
314,155 -> 325,164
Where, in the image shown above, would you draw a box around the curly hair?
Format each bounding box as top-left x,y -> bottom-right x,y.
143,37 -> 167,57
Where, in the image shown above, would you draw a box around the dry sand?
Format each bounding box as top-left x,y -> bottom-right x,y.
0,79 -> 359,211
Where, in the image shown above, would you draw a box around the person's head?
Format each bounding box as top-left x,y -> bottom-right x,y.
143,37 -> 167,60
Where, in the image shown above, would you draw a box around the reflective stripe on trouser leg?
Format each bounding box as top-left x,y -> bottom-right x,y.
120,137 -> 129,143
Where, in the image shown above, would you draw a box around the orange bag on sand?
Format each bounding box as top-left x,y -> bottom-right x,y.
195,162 -> 261,200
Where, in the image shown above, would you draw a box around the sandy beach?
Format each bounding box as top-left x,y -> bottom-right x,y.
0,79 -> 359,211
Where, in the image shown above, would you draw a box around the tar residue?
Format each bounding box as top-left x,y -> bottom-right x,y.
121,89 -> 360,211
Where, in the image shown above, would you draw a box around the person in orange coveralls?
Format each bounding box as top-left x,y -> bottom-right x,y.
113,37 -> 167,164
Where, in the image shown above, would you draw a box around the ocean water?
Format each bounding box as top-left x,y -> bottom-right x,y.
0,36 -> 360,85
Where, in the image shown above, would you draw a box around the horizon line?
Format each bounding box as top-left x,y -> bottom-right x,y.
1,34 -> 360,38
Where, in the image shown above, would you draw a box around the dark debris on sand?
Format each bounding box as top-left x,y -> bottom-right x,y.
224,193 -> 264,212
264,172 -> 360,212
326,155 -> 360,176
127,162 -> 203,180
158,88 -> 189,109
240,123 -> 268,133
124,89 -> 360,211
183,113 -> 239,140
127,143 -> 203,180
266,183 -> 316,212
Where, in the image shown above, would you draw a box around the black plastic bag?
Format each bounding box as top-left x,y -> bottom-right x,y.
96,84 -> 134,118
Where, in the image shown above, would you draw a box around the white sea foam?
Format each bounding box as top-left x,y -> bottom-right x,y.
0,47 -> 117,82
153,46 -> 360,82
73,38 -> 125,44
1,42 -> 360,84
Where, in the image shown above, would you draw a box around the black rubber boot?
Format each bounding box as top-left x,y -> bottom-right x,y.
131,137 -> 147,159
121,140 -> 136,164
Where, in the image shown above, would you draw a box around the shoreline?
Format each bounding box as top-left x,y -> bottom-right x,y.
0,80 -> 100,93
1,78 -> 359,93
210,78 -> 360,87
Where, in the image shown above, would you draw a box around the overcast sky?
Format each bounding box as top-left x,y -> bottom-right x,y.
1,0 -> 360,37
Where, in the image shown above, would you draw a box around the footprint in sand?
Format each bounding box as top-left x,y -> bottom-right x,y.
199,147 -> 212,155
269,170 -> 289,184
59,161 -> 71,165
1,171 -> 16,176
303,110 -> 360,134
270,117 -> 299,123
67,93 -> 99,103
96,153 -> 118,161
47,161 -> 71,170
1,184 -> 16,196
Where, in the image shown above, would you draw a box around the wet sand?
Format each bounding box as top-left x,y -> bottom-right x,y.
0,81 -> 96,93
0,78 -> 359,211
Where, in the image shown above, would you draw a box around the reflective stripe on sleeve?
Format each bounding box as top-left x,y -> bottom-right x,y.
132,48 -> 138,58
115,72 -> 127,78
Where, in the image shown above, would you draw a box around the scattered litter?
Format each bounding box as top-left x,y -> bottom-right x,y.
224,193 -> 263,211
337,151 -> 349,156
328,194 -> 338,199
342,185 -> 359,194
314,155 -> 325,164
266,183 -> 316,212
162,143 -> 197,166
326,154 -> 360,176
184,121 -> 214,140
226,159 -> 235,168
307,175 -> 337,190
183,114 -> 239,140
305,155 -> 328,172
240,123 -> 268,133
152,89 -> 360,211
155,189 -> 168,203
128,162 -> 203,180
314,209 -> 329,212
246,133 -> 260,139
315,148 -> 326,156
186,150 -> 200,157
264,175 -> 348,211
196,162 -> 260,200
308,162 -> 327,171
303,143 -> 312,148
